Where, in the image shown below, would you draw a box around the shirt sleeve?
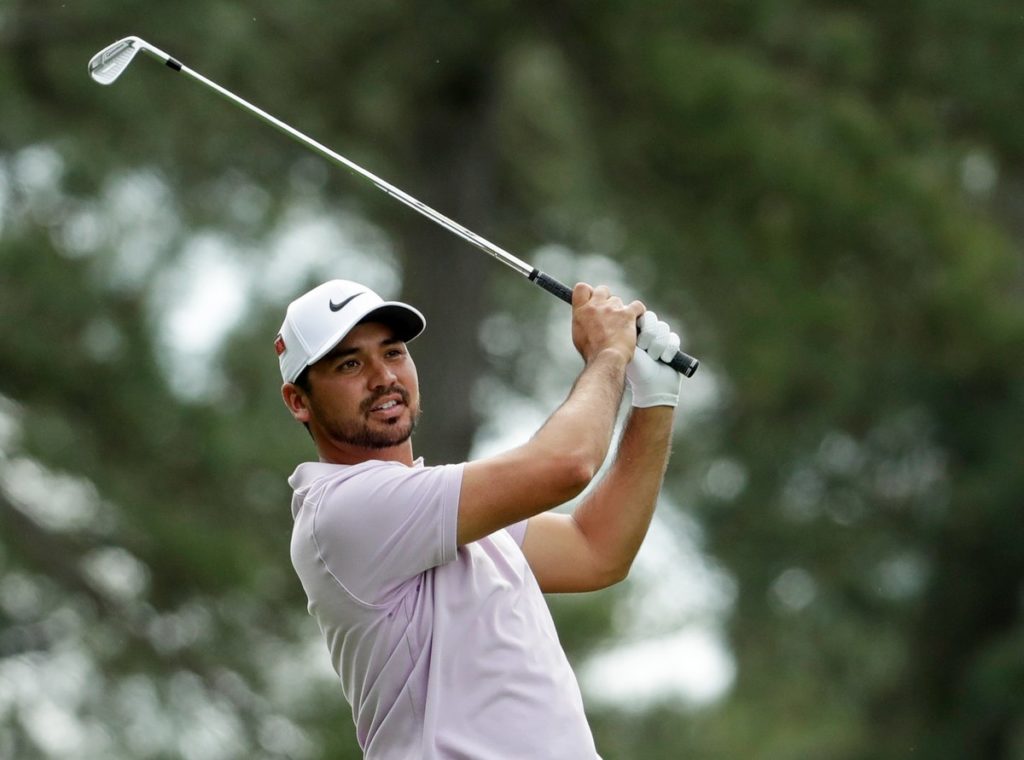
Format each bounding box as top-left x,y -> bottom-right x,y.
309,462 -> 463,606
505,519 -> 528,547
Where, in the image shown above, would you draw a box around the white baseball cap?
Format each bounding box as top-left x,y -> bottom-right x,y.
275,279 -> 425,383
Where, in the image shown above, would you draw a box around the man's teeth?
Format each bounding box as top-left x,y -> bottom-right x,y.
374,400 -> 398,411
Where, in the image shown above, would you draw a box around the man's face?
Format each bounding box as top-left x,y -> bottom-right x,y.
302,321 -> 420,450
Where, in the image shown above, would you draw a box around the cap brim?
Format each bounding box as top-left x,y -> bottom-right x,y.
358,303 -> 426,343
304,301 -> 426,369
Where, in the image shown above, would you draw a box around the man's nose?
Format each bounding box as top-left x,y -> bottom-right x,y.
367,359 -> 397,388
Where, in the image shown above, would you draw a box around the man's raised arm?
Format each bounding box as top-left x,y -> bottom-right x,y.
522,312 -> 684,592
456,283 -> 644,546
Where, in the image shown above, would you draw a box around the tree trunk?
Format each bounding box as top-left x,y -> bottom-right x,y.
397,65 -> 498,466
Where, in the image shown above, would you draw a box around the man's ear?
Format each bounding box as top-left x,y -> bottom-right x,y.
281,383 -> 311,424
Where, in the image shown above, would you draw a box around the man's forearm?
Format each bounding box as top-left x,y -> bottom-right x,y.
571,405 -> 675,580
530,349 -> 628,476
458,349 -> 630,546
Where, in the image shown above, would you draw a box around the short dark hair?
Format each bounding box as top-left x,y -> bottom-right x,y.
294,366 -> 312,395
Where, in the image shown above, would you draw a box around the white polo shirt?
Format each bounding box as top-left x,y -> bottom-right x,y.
288,458 -> 600,760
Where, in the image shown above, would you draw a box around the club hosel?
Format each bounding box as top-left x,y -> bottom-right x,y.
136,38 -> 177,68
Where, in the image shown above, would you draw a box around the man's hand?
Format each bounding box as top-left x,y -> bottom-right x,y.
571,283 -> 645,366
626,312 -> 683,408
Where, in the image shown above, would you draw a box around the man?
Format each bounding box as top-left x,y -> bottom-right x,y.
277,278 -> 682,759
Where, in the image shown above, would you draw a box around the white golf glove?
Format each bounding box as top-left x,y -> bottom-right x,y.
626,311 -> 682,408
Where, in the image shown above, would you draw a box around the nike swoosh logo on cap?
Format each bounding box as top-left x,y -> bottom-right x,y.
329,292 -> 364,312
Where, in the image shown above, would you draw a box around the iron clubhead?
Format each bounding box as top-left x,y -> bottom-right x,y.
88,37 -> 144,85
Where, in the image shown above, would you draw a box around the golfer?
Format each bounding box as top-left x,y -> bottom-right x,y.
277,278 -> 681,759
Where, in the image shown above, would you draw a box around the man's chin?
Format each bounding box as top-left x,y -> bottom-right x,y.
334,418 -> 415,450
367,423 -> 414,449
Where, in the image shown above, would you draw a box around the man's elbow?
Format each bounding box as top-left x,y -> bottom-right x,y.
516,446 -> 597,510
552,453 -> 597,501
577,525 -> 633,590
594,559 -> 632,590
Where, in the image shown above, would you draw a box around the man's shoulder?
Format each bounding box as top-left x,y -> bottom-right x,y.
289,459 -> 464,510
288,458 -> 415,491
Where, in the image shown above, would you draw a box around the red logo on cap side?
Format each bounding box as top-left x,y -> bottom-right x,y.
274,334 -> 286,356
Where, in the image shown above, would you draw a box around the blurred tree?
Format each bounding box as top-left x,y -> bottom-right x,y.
1,0 -> 1023,758
539,2 -> 1024,757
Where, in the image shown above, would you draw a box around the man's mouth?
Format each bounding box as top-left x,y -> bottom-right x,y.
364,388 -> 409,417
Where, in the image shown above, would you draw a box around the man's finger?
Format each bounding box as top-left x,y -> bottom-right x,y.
636,311 -> 658,350
659,332 -> 681,362
634,311 -> 652,348
644,321 -> 671,354
572,282 -> 594,307
648,326 -> 675,359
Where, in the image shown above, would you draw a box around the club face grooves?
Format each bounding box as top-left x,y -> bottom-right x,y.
88,37 -> 140,85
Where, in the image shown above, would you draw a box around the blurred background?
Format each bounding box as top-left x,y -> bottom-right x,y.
2,1 -> 1023,758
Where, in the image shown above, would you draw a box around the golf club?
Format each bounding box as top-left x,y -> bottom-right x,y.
88,36 -> 700,376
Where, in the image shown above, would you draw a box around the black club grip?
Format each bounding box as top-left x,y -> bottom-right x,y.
532,270 -> 575,304
528,269 -> 700,377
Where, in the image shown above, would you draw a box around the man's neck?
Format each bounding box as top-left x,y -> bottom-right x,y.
318,440 -> 415,467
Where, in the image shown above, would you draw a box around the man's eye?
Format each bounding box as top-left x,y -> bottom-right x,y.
339,360 -> 359,371
386,349 -> 404,359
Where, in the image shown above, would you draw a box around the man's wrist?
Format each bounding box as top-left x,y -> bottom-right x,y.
587,346 -> 632,370
628,405 -> 676,422
630,391 -> 679,409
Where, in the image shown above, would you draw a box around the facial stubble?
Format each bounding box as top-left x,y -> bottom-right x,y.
313,386 -> 420,450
